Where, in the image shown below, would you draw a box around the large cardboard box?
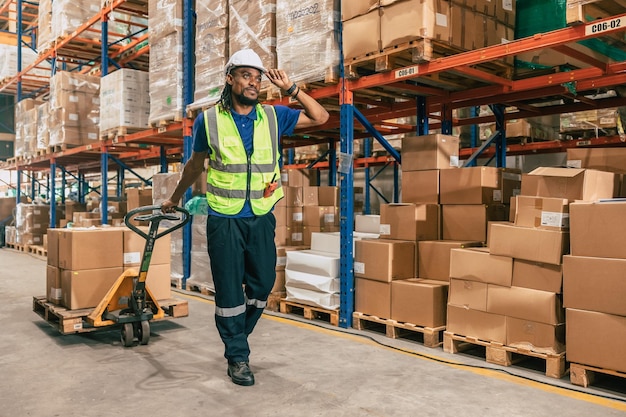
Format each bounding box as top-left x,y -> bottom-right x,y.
126,188 -> 153,210
61,267 -> 124,310
354,239 -> 415,282
122,227 -> 171,266
342,9 -> 381,59
318,186 -> 339,206
380,0 -> 451,48
46,265 -> 62,304
355,215 -> 381,234
507,318 -> 565,354
442,204 -> 508,242
512,259 -> 562,294
447,304 -> 506,344
273,270 -> 285,293
145,263 -> 172,300
401,134 -> 459,172
563,255 -> 626,316
379,203 -> 439,241
418,240 -> 482,281
280,169 -> 319,187
303,206 -> 339,227
448,278 -> 488,311
566,147 -> 626,174
520,167 -> 616,202
58,228 -> 124,270
449,247 -> 512,286
302,187 -> 319,206
488,222 -> 569,265
513,196 -> 569,231
287,207 -> 303,224
487,285 -> 564,325
391,279 -> 448,327
283,186 -> 304,207
570,200 -> 626,259
566,309 -> 626,373
440,167 -> 520,205
46,228 -> 61,267
341,0 -> 379,20
401,170 -> 440,204
355,277 -> 392,319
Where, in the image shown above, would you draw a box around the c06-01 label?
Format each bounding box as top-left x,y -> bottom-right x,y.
394,66 -> 418,79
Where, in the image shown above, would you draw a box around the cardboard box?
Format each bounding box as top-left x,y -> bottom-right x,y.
513,196 -> 569,231
487,285 -> 564,325
275,225 -> 288,246
520,167 -> 616,202
280,169 -> 319,187
273,270 -> 285,293
446,304 -> 506,344
512,259 -> 562,294
342,9 -> 381,59
381,0 -> 451,48
379,203 -> 439,241
283,186 -> 304,207
287,207 -> 304,224
318,186 -> 339,206
341,0 -> 379,20
442,204 -> 508,242
126,188 -> 152,210
563,255 -> 626,316
449,247 -> 512,286
507,318 -> 565,354
354,239 -> 415,282
418,240 -> 482,281
401,170 -> 440,204
488,222 -> 569,265
146,263 -> 172,300
355,277 -> 392,319
58,228 -> 124,270
566,147 -> 626,174
566,309 -> 626,373
570,200 -> 626,259
122,227 -> 171,266
302,187 -> 319,206
303,206 -> 339,227
61,267 -> 124,310
287,225 -> 304,246
46,265 -> 62,304
448,278 -> 488,311
274,205 -> 287,227
391,279 -> 448,327
46,228 -> 61,267
440,167 -> 520,205
401,134 -> 459,172
355,215 -> 381,234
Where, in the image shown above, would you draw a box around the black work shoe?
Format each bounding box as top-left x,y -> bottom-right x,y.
227,361 -> 255,386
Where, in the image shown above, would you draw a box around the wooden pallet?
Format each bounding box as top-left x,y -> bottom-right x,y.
279,300 -> 339,326
266,291 -> 285,312
171,276 -> 183,290
100,126 -> 145,141
567,0 -> 626,26
48,144 -> 79,154
187,282 -> 214,296
28,244 -> 47,257
33,295 -> 189,335
148,113 -> 184,129
443,331 -> 567,379
345,38 -> 513,80
570,363 -> 626,388
352,312 -> 445,348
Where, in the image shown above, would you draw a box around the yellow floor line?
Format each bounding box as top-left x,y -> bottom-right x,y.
178,292 -> 626,411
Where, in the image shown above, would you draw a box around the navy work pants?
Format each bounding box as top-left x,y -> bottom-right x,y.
206,213 -> 277,363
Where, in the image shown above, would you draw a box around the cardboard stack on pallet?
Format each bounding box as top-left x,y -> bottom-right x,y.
564,200 -> 626,376
99,69 -> 151,136
15,204 -> 49,246
46,227 -> 171,309
14,98 -> 42,157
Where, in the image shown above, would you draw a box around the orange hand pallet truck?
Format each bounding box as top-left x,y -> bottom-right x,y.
86,205 -> 190,347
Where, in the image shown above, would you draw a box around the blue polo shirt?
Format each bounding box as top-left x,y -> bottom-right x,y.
193,105 -> 301,217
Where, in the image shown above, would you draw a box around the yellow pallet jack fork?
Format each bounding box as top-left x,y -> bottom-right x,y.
87,205 -> 190,347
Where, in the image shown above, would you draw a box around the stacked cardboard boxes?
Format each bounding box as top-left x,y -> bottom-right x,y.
14,98 -> 42,157
148,0 -> 184,124
48,71 -> 100,147
99,69 -> 150,135
15,204 -> 49,246
564,201 -> 626,373
46,227 -> 171,309
285,248 -> 340,309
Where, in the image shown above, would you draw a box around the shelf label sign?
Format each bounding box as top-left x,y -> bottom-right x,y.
394,65 -> 419,79
585,16 -> 624,36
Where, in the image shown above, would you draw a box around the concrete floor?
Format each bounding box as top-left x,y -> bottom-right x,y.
1,249 -> 625,417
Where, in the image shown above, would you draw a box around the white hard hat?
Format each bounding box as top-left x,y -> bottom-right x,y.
224,49 -> 266,76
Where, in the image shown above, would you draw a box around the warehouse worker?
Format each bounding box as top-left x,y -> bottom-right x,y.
161,49 -> 329,386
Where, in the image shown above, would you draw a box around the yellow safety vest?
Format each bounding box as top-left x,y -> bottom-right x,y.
204,104 -> 284,215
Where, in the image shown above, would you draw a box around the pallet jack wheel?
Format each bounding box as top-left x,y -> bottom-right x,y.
121,322 -> 134,347
137,320 -> 150,345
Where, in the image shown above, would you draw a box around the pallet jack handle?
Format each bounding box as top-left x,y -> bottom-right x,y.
124,205 -> 191,241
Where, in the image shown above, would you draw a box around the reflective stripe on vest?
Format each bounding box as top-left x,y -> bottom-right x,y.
204,104 -> 284,215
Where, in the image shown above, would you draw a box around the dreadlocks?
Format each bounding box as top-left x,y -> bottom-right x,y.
217,83 -> 233,112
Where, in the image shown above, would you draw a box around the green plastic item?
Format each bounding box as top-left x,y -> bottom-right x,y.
184,195 -> 209,215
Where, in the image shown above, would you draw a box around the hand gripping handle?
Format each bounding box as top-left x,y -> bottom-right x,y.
124,205 -> 191,241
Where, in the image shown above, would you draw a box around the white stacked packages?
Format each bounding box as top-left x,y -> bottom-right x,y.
285,249 -> 339,310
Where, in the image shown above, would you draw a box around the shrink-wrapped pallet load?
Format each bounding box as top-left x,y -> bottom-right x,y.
99,69 -> 150,136
193,0 -> 228,107
276,0 -> 340,86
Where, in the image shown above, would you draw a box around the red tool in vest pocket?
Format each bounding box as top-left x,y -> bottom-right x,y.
263,173 -> 278,198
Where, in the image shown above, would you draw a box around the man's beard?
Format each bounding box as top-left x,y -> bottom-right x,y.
234,91 -> 259,107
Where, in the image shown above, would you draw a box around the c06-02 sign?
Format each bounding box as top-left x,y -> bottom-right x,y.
585,16 -> 624,36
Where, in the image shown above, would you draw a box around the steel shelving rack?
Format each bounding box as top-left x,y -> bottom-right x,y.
1,2 -> 626,325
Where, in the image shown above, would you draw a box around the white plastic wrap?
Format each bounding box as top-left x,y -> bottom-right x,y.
149,31 -> 183,124
148,0 -> 183,38
0,45 -> 51,80
37,0 -> 53,52
99,69 -> 150,133
276,0 -> 340,85
229,0 -> 277,90
285,286 -> 339,310
51,0 -> 101,40
285,269 -> 340,293
285,249 -> 340,277
37,102 -> 50,150
193,0 -> 228,107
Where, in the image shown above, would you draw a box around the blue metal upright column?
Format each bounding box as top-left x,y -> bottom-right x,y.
339,90 -> 355,329
101,150 -> 109,224
181,0 -> 195,287
50,159 -> 57,227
